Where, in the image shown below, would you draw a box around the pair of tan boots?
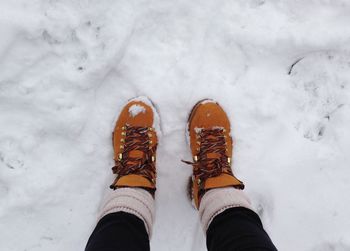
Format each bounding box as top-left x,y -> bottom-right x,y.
99,97 -> 252,235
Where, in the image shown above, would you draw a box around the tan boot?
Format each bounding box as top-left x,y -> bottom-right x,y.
184,99 -> 244,209
110,97 -> 159,194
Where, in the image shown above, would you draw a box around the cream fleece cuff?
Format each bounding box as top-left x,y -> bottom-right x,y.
98,188 -> 155,236
199,187 -> 253,231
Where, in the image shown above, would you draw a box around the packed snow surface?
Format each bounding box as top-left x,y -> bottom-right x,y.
129,104 -> 146,118
1,0 -> 350,250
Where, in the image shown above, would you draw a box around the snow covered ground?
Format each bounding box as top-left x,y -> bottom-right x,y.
1,0 -> 350,250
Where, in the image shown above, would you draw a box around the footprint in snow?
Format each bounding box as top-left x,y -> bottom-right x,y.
251,190 -> 274,222
310,241 -> 350,251
249,0 -> 266,8
289,51 -> 350,141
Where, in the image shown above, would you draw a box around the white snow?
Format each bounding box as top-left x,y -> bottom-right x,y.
129,104 -> 146,118
1,1 -> 350,251
200,99 -> 216,105
194,127 -> 203,134
128,96 -> 162,135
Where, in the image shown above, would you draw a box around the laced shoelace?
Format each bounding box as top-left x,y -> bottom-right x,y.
182,128 -> 233,182
110,125 -> 156,190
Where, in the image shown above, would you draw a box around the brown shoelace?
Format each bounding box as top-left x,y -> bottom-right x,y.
110,125 -> 156,190
182,128 -> 233,181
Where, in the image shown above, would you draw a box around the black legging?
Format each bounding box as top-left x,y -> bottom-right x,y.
85,207 -> 277,251
207,207 -> 277,251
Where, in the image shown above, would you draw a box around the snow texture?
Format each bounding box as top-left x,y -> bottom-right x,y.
0,0 -> 350,250
129,104 -> 146,118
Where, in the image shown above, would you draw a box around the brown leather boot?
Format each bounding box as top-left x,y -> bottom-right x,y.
110,97 -> 159,194
183,99 -> 244,209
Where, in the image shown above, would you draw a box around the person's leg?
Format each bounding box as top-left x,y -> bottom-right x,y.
85,187 -> 154,251
206,207 -> 276,251
200,188 -> 277,251
184,99 -> 277,251
85,97 -> 159,251
85,212 -> 150,251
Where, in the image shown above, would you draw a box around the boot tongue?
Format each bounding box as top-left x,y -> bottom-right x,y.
205,134 -> 223,159
207,152 -> 221,159
129,150 -> 144,158
126,150 -> 145,166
